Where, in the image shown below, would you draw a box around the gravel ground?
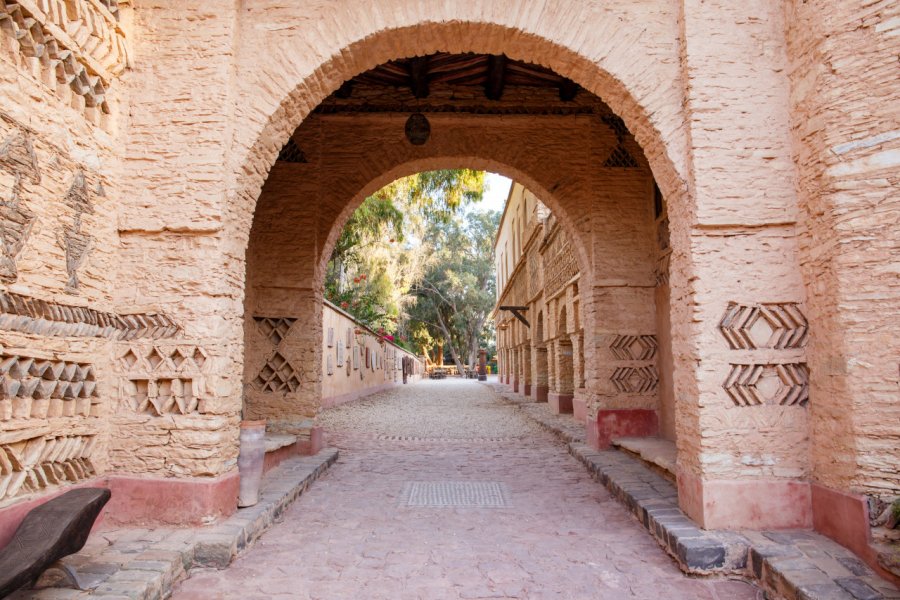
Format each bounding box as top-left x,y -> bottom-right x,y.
318,377 -> 544,440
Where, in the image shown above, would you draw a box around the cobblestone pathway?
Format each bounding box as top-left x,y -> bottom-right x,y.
173,379 -> 761,600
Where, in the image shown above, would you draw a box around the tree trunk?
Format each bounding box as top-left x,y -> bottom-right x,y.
435,313 -> 465,375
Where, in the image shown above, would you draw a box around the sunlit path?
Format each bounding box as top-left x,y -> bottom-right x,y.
172,380 -> 759,600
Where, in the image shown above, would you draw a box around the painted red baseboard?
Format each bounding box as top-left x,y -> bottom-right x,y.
588,409 -> 658,449
534,385 -> 549,402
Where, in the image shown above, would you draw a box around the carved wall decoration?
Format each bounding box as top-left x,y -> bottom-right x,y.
336,344 -> 344,367
0,290 -> 178,339
253,316 -> 296,346
723,363 -> 809,407
252,351 -> 301,393
540,229 -> 579,298
345,327 -> 351,348
0,0 -> 131,117
601,115 -> 638,168
119,345 -> 207,416
719,302 -> 808,350
0,132 -> 40,283
610,366 -> 658,395
0,434 -> 95,501
56,171 -> 94,292
0,353 -> 99,420
719,301 -> 809,408
609,334 -> 657,361
326,355 -> 333,376
655,252 -> 670,287
327,327 -> 334,347
352,346 -> 359,369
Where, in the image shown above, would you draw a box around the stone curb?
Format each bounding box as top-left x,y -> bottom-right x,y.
500,394 -> 900,600
11,448 -> 339,600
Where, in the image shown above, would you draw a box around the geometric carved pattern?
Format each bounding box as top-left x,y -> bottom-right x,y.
609,335 -> 657,360
0,131 -> 39,283
610,365 -> 658,395
119,345 -> 207,416
603,144 -> 639,168
0,0 -> 131,117
722,363 -> 809,407
719,302 -> 808,350
0,354 -> 99,421
57,171 -> 93,292
655,252 -> 670,287
0,290 -> 179,339
252,351 -> 300,393
0,434 -> 95,502
541,231 -> 578,298
254,316 -> 296,347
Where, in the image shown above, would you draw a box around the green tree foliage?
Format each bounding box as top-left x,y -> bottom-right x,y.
409,210 -> 499,372
324,169 -> 498,371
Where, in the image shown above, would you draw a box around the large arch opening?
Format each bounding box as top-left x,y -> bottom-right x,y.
239,50 -> 676,475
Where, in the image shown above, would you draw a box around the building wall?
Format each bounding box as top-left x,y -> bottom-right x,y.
321,302 -> 423,408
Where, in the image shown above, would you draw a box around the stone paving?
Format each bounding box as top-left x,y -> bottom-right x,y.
172,378 -> 761,600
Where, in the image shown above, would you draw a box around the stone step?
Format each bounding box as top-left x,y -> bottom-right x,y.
10,448 -> 339,600
612,436 -> 676,481
502,395 -> 900,600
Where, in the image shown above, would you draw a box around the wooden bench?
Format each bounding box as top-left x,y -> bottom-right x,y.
0,487 -> 111,597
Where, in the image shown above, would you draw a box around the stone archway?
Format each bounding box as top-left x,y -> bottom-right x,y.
117,2 -> 817,534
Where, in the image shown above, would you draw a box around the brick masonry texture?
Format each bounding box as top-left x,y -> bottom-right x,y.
0,0 -> 893,584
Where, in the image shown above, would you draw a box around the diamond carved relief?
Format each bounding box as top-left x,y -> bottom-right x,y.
609,335 -> 657,361
254,316 -> 296,347
610,366 -> 658,395
723,363 -> 809,407
719,302 -> 808,350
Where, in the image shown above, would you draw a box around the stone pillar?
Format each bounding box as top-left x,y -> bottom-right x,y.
521,345 -> 532,397
548,338 -> 574,414
533,346 -> 549,402
570,332 -> 587,421
673,0 -> 810,531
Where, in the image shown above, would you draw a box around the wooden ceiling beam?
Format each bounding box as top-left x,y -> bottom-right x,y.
408,56 -> 430,99
485,54 -> 507,101
559,79 -> 579,102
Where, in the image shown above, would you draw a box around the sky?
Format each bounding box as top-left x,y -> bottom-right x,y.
478,172 -> 511,214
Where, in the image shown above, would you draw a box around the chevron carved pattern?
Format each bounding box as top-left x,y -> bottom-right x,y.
609,335 -> 657,361
610,366 -> 658,395
719,302 -> 808,350
723,363 -> 809,407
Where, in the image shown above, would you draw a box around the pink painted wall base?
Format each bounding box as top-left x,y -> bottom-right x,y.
677,470 -> 812,530
587,409 -> 658,449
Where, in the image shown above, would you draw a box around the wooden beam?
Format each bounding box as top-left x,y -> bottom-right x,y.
334,81 -> 353,99
559,79 -> 579,102
499,305 -> 529,327
485,54 -> 507,101
408,56 -> 430,98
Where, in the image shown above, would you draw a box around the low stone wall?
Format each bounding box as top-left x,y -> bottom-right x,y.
321,301 -> 423,407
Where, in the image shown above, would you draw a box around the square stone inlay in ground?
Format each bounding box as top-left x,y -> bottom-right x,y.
400,481 -> 510,508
